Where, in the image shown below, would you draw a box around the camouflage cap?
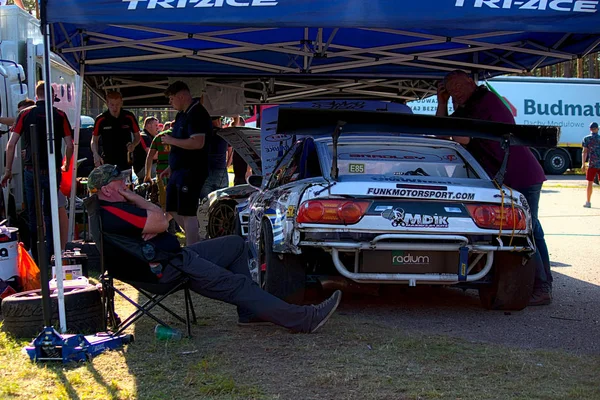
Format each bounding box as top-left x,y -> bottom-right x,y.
87,164 -> 130,193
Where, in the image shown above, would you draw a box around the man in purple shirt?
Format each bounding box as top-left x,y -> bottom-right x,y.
436,70 -> 552,306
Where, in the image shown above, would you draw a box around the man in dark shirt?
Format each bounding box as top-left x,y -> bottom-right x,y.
161,81 -> 211,245
133,116 -> 159,182
88,164 -> 341,333
436,70 -> 553,306
231,116 -> 250,186
91,91 -> 141,171
200,116 -> 230,199
1,82 -> 74,263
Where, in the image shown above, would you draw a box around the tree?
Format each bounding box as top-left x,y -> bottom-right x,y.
6,0 -> 37,17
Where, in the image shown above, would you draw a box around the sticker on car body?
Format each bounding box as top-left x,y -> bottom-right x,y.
286,206 -> 295,218
349,163 -> 365,173
381,208 -> 449,228
367,187 -> 475,200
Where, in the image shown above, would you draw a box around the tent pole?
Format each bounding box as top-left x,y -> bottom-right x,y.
41,0 -> 67,333
67,63 -> 85,242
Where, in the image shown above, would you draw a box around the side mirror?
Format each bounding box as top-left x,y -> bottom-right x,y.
246,174 -> 263,189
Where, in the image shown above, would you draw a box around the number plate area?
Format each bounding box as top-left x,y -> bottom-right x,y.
360,250 -> 459,274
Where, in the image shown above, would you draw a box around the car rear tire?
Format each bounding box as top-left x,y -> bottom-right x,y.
261,219 -> 306,305
543,149 -> 569,175
1,285 -> 104,338
479,252 -> 537,311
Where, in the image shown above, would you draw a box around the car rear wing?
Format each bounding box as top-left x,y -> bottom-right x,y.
273,108 -> 560,148
216,127 -> 262,175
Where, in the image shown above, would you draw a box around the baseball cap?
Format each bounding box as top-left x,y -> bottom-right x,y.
590,122 -> 599,129
87,165 -> 130,193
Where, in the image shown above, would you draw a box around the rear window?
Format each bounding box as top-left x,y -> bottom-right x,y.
331,144 -> 478,179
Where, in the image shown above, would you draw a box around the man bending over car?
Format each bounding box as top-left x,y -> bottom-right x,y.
87,164 -> 341,333
436,70 -> 553,306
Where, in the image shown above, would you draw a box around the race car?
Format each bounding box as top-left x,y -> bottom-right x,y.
201,126 -> 261,239
244,109 -> 558,311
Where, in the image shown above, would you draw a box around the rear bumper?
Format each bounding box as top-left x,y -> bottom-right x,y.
299,233 -> 534,285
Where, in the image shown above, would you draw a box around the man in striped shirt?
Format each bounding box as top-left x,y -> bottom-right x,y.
145,127 -> 172,209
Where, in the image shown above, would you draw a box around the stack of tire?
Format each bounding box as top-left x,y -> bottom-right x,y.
1,285 -> 104,338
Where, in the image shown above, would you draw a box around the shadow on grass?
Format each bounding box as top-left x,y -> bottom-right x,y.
49,367 -> 81,400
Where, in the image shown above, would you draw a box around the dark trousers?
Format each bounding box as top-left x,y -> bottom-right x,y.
160,236 -> 316,332
518,183 -> 553,291
232,152 -> 248,186
24,169 -> 54,264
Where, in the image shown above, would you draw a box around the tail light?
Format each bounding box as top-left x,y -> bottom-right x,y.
296,199 -> 371,225
466,204 -> 527,230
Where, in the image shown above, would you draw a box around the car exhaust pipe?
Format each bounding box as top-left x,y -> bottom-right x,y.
316,276 -> 380,296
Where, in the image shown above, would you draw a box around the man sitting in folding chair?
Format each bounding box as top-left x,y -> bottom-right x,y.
87,164 -> 342,334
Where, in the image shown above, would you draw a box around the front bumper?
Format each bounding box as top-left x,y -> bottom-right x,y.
300,233 -> 534,285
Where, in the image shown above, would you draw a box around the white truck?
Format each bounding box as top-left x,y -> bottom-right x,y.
408,76 -> 600,175
0,5 -> 80,213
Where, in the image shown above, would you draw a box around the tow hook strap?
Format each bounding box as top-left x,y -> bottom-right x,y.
458,246 -> 469,282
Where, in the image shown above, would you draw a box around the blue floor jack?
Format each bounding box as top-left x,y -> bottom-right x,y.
25,327 -> 133,363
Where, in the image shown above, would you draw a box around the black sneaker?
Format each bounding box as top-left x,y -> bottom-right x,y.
308,290 -> 342,333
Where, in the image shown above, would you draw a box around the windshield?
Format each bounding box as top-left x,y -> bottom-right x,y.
330,143 -> 478,179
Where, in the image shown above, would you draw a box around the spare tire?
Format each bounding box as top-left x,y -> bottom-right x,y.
1,285 -> 104,338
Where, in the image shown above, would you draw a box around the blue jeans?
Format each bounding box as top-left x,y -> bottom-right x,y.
24,169 -> 55,264
161,236 -> 317,332
517,183 -> 553,291
200,168 -> 229,200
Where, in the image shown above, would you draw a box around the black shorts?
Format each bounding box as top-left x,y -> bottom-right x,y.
166,169 -> 205,216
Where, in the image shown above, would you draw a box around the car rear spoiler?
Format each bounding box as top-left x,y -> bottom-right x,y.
273,108 -> 560,148
273,108 -> 560,185
216,127 -> 262,175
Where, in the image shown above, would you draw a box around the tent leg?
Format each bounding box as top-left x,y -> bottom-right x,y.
67,64 -> 85,242
41,2 -> 67,334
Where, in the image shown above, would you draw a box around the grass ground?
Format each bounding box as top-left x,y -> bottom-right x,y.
1,284 -> 599,400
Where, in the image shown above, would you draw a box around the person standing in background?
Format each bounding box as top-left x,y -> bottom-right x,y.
2,98 -> 71,250
0,82 -> 74,263
582,122 -> 600,208
231,116 -> 252,186
200,117 -> 230,199
145,126 -> 172,210
91,91 -> 141,171
162,81 -> 212,246
134,116 -> 159,182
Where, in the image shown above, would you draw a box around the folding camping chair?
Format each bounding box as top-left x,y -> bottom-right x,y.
84,195 -> 196,337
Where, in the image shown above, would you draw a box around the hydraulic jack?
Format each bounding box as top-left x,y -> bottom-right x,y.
25,327 -> 133,363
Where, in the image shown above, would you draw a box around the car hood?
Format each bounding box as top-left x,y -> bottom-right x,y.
217,127 -> 262,175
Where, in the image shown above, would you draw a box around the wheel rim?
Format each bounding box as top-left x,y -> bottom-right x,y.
207,203 -> 235,238
551,156 -> 565,169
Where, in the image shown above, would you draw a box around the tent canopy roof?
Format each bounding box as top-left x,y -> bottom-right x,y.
47,0 -> 600,106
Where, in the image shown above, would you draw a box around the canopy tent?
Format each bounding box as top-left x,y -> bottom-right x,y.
38,0 -> 600,333
46,0 -> 600,106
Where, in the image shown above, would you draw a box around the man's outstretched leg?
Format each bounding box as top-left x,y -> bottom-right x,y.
161,236 -> 341,333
